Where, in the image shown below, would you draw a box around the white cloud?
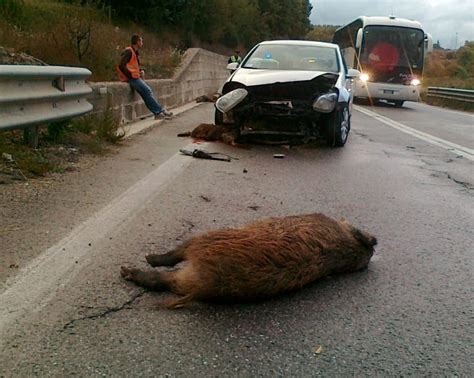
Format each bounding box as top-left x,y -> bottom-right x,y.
309,0 -> 473,49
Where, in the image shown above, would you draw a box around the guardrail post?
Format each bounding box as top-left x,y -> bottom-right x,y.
23,126 -> 40,148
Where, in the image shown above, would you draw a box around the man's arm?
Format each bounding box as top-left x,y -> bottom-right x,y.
118,49 -> 133,80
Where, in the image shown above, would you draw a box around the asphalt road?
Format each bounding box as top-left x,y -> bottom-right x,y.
0,102 -> 472,376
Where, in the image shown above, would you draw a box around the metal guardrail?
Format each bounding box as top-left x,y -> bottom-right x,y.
0,65 -> 93,132
427,87 -> 474,103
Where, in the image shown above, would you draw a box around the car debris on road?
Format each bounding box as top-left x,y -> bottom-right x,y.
179,148 -> 233,162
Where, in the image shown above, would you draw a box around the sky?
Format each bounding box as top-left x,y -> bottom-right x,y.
309,0 -> 473,49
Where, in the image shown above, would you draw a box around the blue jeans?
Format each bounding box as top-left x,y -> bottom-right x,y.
128,78 -> 163,115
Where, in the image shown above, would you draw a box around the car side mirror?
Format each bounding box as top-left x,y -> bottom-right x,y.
346,68 -> 360,79
424,33 -> 433,53
227,62 -> 239,72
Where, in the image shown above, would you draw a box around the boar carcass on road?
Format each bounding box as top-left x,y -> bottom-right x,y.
120,213 -> 377,308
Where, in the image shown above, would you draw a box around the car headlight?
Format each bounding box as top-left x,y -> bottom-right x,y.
410,78 -> 421,86
313,92 -> 338,113
215,88 -> 248,113
360,73 -> 369,82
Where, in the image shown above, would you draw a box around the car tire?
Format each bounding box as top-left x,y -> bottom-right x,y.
215,108 -> 224,125
326,105 -> 350,147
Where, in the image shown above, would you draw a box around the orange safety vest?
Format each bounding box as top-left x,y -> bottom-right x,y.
116,46 -> 140,82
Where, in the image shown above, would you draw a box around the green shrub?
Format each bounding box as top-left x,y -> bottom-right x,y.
70,108 -> 124,143
95,107 -> 125,143
47,120 -> 71,142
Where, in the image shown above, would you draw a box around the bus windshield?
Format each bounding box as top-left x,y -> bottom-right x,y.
360,26 -> 424,83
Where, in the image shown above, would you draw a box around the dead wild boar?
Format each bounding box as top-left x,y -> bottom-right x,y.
177,123 -> 239,145
120,213 -> 377,308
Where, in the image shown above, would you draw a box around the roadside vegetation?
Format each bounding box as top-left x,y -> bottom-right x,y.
0,0 -> 183,81
0,109 -> 124,184
0,0 -> 313,81
305,25 -> 339,43
422,42 -> 474,111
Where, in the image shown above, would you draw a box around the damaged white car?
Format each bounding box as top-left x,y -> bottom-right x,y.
215,40 -> 360,146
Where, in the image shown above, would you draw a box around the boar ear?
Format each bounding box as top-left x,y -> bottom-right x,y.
351,226 -> 377,248
341,219 -> 377,248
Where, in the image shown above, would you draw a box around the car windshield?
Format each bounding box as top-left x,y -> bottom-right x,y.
242,44 -> 339,72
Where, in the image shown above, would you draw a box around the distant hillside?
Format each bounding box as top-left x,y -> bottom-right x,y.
0,0 -> 313,81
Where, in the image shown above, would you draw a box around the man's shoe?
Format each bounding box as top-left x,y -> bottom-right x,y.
162,109 -> 174,118
154,109 -> 173,120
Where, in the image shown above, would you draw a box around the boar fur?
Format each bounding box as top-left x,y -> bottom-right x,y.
120,213 -> 377,308
177,123 -> 239,145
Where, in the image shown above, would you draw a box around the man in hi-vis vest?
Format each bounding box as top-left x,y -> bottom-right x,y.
116,34 -> 173,119
228,50 -> 242,64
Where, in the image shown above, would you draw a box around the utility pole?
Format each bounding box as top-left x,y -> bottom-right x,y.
455,32 -> 458,50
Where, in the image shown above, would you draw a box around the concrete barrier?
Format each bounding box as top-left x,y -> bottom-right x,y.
88,48 -> 228,124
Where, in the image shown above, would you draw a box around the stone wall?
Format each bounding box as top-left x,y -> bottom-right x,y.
87,48 -> 228,123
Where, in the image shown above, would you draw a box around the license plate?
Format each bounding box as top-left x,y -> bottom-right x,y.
383,90 -> 394,94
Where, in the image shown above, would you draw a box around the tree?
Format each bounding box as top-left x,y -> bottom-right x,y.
306,25 -> 339,42
456,41 -> 474,77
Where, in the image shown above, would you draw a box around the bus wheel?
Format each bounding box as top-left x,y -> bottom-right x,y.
326,105 -> 350,147
393,100 -> 404,108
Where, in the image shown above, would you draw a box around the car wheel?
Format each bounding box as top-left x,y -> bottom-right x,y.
215,108 -> 224,125
326,105 -> 350,147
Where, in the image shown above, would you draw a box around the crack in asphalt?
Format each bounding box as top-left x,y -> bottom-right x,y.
61,290 -> 146,332
420,164 -> 473,192
353,131 -> 375,142
446,173 -> 474,191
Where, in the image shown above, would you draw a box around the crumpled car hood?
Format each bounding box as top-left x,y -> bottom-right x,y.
224,69 -> 339,102
230,68 -> 337,87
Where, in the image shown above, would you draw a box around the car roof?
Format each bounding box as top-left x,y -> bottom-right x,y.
258,40 -> 338,49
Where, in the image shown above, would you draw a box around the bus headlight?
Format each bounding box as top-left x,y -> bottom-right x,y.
410,78 -> 421,86
360,73 -> 369,82
215,88 -> 248,113
313,92 -> 338,113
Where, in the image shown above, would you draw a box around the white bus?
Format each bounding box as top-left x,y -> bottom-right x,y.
333,16 -> 433,107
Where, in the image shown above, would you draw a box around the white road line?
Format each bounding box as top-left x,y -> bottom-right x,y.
0,143 -> 206,336
354,105 -> 474,161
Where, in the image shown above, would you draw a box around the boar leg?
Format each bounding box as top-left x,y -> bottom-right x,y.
145,248 -> 185,267
120,266 -> 173,291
